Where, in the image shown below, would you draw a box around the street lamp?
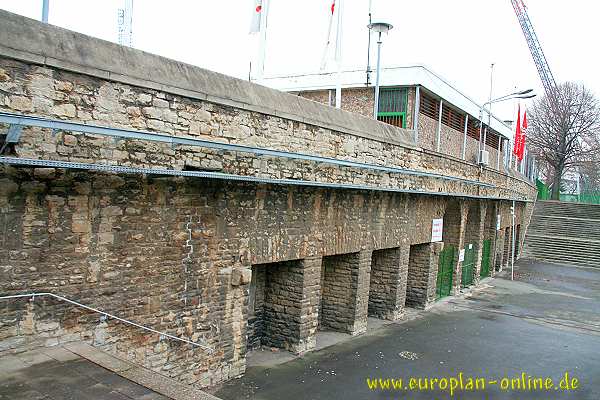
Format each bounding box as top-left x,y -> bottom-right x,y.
477,89 -> 537,163
477,88 -> 537,283
368,22 -> 393,119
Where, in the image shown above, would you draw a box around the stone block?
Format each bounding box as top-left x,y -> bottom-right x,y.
9,95 -> 33,111
231,268 -> 252,286
51,103 -> 76,118
33,168 -> 55,179
63,134 -> 78,146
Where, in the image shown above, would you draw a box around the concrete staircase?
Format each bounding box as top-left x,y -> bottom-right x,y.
523,201 -> 600,268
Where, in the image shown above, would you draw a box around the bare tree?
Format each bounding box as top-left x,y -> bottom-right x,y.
528,82 -> 600,199
580,161 -> 600,192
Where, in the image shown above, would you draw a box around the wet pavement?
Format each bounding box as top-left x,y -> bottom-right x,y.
214,260 -> 600,399
0,347 -> 168,400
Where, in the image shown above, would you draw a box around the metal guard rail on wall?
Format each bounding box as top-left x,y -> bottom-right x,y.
0,157 -> 529,202
0,292 -> 213,352
0,111 -> 495,188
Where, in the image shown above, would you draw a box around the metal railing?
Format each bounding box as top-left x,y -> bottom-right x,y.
0,292 -> 213,352
0,156 -> 530,202
0,111 -> 494,188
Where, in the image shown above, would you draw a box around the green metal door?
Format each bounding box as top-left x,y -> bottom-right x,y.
480,239 -> 491,278
436,245 -> 455,300
461,244 -> 476,287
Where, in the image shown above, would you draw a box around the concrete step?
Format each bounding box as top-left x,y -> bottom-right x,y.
534,201 -> 600,220
523,254 -> 600,269
527,226 -> 600,238
523,251 -> 600,263
524,202 -> 600,268
523,243 -> 600,258
524,238 -> 600,253
525,234 -> 600,245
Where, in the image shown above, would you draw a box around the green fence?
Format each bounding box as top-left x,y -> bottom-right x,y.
536,179 -> 551,200
536,179 -> 600,205
436,246 -> 455,300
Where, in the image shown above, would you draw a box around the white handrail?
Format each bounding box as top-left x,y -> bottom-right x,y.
0,292 -> 213,352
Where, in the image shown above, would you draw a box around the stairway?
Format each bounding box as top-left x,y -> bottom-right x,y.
523,200 -> 600,268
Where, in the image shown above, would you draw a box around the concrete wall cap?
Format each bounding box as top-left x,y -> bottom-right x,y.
0,9 -> 415,149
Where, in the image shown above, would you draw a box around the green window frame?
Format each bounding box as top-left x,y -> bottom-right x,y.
377,87 -> 409,129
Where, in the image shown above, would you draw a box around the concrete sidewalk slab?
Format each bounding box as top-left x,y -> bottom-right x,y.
1,343 -> 222,400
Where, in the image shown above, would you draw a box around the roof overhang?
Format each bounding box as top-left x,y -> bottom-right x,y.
261,66 -> 513,140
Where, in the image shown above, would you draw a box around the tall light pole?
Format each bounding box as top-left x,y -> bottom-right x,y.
477,89 -> 536,164
368,22 -> 393,119
42,0 -> 49,23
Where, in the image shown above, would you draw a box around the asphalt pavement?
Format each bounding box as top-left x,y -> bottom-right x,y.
214,260 -> 600,400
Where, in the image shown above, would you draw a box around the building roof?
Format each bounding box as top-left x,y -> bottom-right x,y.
261,66 -> 514,140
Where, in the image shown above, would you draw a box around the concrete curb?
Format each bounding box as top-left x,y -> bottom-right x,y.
62,342 -> 222,400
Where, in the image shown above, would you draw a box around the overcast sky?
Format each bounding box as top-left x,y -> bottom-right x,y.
1,0 -> 599,122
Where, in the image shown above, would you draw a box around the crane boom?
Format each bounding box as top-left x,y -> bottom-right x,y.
511,0 -> 557,100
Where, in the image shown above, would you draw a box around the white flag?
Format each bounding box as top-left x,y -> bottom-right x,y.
321,1 -> 343,70
250,0 -> 263,34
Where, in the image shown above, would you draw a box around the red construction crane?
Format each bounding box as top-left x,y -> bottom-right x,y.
511,0 -> 558,101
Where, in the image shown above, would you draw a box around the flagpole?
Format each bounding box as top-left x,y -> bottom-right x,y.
365,0 -> 372,86
335,0 -> 343,108
42,0 -> 49,23
256,0 -> 269,83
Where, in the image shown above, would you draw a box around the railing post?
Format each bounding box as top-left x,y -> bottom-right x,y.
462,114 -> 468,160
436,99 -> 443,152
413,86 -> 420,145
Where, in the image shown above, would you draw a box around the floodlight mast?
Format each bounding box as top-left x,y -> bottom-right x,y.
511,0 -> 558,103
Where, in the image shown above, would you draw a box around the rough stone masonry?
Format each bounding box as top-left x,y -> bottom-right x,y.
0,10 -> 535,388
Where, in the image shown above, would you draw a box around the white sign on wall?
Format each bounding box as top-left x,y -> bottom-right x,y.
459,249 -> 466,262
431,218 -> 443,242
496,214 -> 502,231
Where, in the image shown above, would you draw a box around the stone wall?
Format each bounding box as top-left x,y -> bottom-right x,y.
417,114 -> 438,152
340,87 -> 374,119
465,136 -> 480,164
0,9 -> 536,389
367,247 -> 408,320
247,264 -> 266,350
439,122 -> 464,159
320,251 -> 371,335
259,261 -> 303,351
296,87 -> 374,120
405,242 -> 443,308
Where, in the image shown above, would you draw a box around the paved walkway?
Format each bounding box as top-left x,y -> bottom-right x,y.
214,260 -> 600,399
0,346 -> 168,400
0,343 -> 220,400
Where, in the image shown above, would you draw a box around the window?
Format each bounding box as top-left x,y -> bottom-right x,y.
442,105 -> 465,132
485,130 -> 500,150
467,119 -> 480,140
419,92 -> 440,120
377,87 -> 408,128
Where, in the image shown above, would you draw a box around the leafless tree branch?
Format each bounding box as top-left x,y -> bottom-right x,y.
528,82 -> 600,199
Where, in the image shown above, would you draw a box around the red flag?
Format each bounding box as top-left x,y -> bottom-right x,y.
331,1 -> 335,14
519,109 -> 527,160
513,104 -> 522,159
